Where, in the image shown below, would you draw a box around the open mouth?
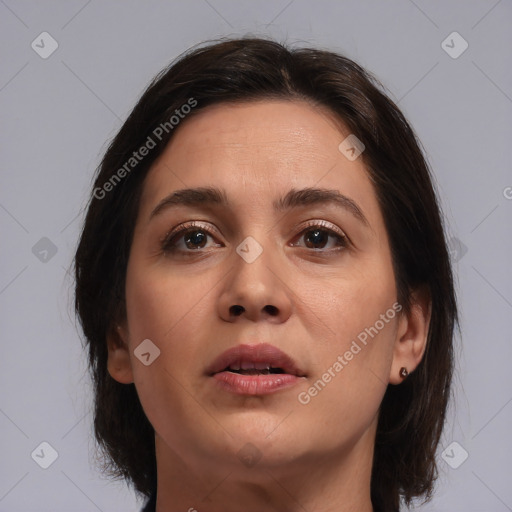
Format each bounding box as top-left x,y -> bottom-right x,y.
207,343 -> 305,378
224,366 -> 285,375
207,344 -> 306,395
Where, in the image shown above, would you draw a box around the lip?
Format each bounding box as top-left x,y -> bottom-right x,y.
206,343 -> 306,396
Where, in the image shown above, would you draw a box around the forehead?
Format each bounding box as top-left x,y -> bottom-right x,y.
139,100 -> 378,220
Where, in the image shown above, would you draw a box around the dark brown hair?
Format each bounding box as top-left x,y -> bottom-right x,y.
74,36 -> 458,511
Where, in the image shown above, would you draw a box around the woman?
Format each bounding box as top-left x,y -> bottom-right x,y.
74,37 -> 458,512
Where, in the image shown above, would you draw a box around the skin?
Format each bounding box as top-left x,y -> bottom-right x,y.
107,100 -> 430,512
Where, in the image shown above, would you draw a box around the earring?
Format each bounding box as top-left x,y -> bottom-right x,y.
399,367 -> 408,379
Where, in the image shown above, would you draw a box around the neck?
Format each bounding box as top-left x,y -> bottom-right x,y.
153,420 -> 377,512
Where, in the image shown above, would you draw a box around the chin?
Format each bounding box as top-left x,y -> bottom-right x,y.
225,418 -> 309,464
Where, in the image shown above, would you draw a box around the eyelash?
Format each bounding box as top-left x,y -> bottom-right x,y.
160,220 -> 349,255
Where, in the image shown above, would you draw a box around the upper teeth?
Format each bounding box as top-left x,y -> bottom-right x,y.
229,361 -> 271,371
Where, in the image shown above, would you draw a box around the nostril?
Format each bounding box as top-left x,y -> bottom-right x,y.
264,305 -> 278,316
230,305 -> 244,316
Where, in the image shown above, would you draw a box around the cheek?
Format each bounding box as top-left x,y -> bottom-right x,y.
122,267 -> 213,435
123,265 -> 217,376
295,262 -> 398,425
301,255 -> 398,345
125,269 -> 189,337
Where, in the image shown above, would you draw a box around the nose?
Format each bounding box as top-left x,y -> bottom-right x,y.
217,240 -> 292,324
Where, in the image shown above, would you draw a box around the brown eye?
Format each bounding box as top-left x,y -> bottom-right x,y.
304,228 -> 330,249
184,229 -> 208,249
292,222 -> 349,251
161,223 -> 222,253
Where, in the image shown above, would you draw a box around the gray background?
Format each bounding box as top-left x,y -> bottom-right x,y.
1,1 -> 511,511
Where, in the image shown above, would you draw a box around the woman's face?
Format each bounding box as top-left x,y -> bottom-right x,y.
108,99 -> 426,478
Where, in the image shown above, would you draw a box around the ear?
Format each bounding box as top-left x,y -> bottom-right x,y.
389,287 -> 431,385
106,322 -> 134,384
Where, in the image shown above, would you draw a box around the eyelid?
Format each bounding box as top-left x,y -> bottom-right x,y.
290,219 -> 350,249
298,219 -> 347,239
160,220 -> 220,245
160,218 -> 350,252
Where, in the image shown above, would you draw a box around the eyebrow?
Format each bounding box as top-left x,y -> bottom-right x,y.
149,186 -> 370,227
